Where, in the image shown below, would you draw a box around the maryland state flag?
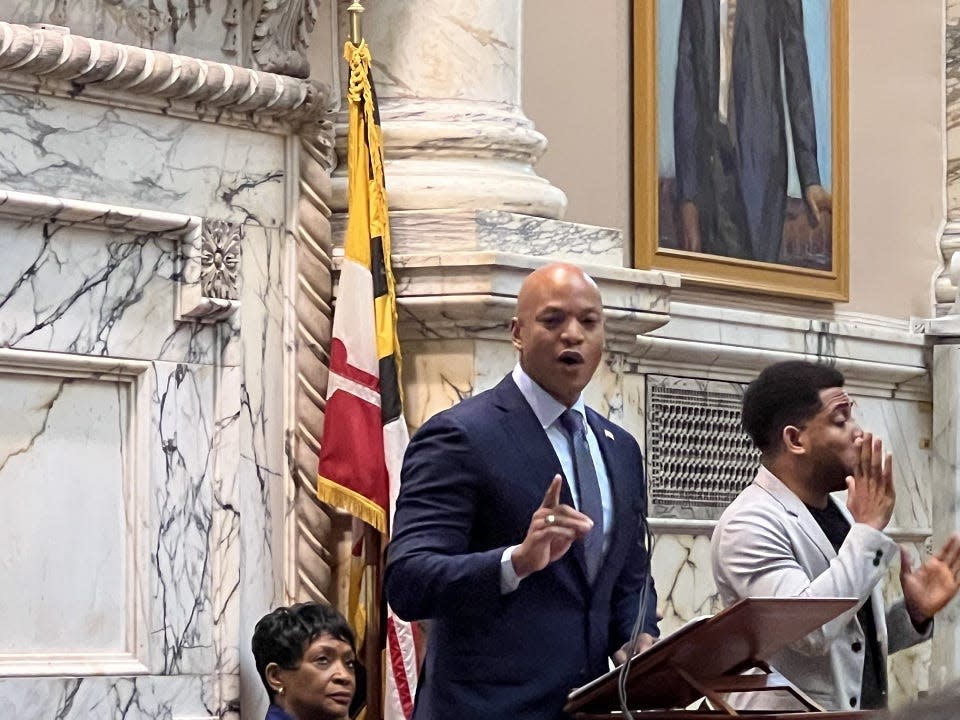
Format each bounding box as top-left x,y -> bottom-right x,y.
317,38 -> 420,720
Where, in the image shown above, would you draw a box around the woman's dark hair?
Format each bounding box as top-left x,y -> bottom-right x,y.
742,361 -> 845,452
251,602 -> 357,702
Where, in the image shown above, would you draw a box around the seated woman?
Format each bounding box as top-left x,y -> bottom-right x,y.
252,602 -> 359,720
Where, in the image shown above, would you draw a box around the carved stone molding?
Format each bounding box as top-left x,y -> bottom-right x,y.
0,21 -> 329,132
289,118 -> 341,607
252,0 -> 318,79
0,187 -> 240,323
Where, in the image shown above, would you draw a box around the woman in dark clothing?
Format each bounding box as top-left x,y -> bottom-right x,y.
252,602 -> 359,720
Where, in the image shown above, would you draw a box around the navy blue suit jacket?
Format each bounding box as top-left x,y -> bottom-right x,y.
385,375 -> 658,720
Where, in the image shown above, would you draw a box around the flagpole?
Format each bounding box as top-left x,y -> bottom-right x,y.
348,0 -> 365,44
365,523 -> 384,720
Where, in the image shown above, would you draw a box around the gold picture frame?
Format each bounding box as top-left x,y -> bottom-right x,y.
634,0 -> 848,301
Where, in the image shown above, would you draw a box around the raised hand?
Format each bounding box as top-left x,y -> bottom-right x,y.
901,533 -> 960,625
511,475 -> 594,580
845,433 -> 895,531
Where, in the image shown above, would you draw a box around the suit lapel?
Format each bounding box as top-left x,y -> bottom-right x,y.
491,376 -> 576,507
493,376 -> 596,588
754,468 -> 837,564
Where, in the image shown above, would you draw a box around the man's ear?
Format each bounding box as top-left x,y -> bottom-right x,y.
265,662 -> 284,694
782,425 -> 805,456
509,317 -> 522,351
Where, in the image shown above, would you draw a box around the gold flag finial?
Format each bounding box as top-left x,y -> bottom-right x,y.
348,1 -> 365,45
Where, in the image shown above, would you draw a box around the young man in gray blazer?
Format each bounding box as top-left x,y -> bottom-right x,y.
712,361 -> 960,712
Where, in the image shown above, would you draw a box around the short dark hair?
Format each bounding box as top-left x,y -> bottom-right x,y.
251,602 -> 356,702
742,361 -> 845,452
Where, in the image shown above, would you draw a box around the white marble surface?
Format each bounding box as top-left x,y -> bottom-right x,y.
334,210 -> 625,266
330,0 -> 567,218
236,224 -> 290,720
352,0 -> 520,104
0,373 -> 130,656
855,395 -> 932,531
149,359 -> 217,674
930,344 -> 960,688
0,214 -> 219,363
390,251 -> 676,352
0,675 -> 217,719
0,91 -> 286,226
635,302 -> 929,400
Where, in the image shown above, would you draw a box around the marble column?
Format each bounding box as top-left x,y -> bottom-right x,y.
331,0 -> 566,220
929,342 -> 960,688
936,0 -> 960,311
326,0 -> 627,267
924,1 -> 960,688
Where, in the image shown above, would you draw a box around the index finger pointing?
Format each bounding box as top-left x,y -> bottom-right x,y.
540,474 -> 563,509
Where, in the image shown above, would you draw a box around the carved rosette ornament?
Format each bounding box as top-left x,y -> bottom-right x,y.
200,220 -> 242,301
252,0 -> 318,79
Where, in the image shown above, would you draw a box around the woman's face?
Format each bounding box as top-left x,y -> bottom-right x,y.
275,633 -> 357,720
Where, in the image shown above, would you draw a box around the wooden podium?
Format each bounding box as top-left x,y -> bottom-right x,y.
564,597 -> 877,719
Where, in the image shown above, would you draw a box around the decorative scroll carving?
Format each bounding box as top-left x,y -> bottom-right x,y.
222,0 -> 241,55
0,22 -> 328,131
252,0 -> 318,79
200,220 -> 242,301
290,117 -> 341,607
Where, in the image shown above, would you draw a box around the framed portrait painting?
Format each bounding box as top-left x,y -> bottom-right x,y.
634,0 -> 848,301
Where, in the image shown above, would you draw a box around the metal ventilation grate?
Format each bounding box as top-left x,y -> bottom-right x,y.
646,375 -> 761,520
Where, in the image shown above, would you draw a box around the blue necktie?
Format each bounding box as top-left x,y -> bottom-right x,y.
559,409 -> 604,582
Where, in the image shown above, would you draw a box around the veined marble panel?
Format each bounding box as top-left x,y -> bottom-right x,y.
236,223 -> 289,720
650,533 -> 721,636
883,540 -> 933,707
0,91 -> 285,225
0,215 -> 218,363
0,362 -> 148,674
854,395 -> 932,532
0,675 -> 217,719
149,359 -> 217,675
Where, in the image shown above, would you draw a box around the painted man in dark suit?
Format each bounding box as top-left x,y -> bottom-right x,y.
385,262 -> 659,720
674,0 -> 831,263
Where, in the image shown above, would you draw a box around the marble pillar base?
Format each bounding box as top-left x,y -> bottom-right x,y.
332,210 -> 626,267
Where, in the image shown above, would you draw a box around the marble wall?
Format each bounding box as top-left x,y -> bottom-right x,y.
0,14 -> 327,717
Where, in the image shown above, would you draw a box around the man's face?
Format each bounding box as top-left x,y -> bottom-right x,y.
510,265 -> 605,407
277,633 -> 357,720
799,387 -> 863,491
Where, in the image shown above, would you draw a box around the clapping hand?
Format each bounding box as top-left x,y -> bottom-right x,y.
845,433 -> 895,531
901,534 -> 960,626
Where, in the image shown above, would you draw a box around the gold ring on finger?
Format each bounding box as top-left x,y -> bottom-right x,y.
546,513 -> 557,526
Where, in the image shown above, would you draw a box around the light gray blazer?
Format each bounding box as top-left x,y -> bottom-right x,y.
711,466 -> 930,711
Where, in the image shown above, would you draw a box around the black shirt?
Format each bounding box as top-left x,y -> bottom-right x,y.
804,500 -> 887,710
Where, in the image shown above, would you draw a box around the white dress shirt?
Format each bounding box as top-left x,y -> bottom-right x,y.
500,364 -> 614,592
